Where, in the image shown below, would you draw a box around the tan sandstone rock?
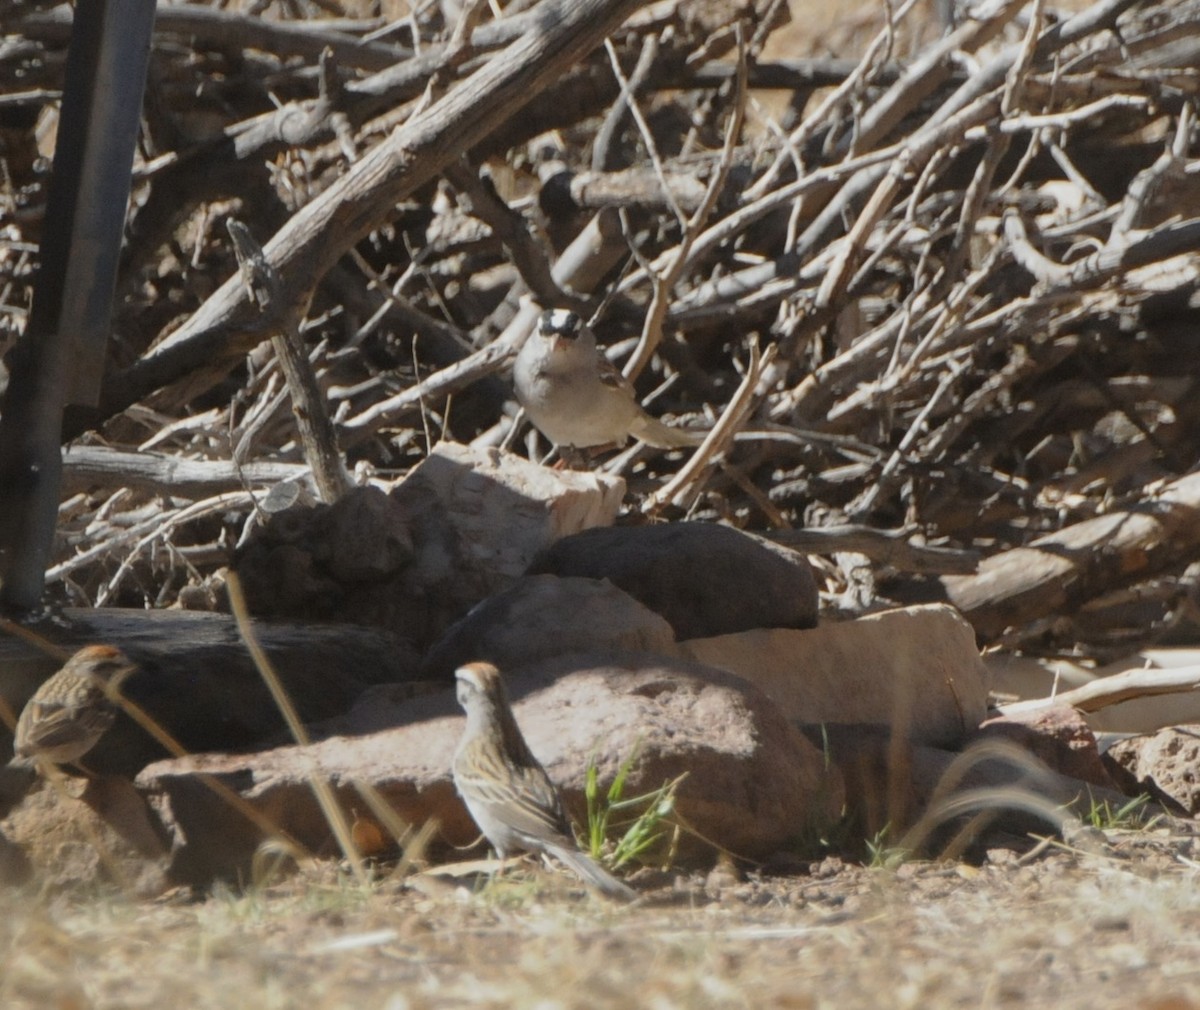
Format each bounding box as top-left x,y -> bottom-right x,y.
681,603 -> 990,747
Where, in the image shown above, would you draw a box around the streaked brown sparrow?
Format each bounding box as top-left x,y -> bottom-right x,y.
513,309 -> 704,452
452,661 -> 636,901
10,645 -> 137,770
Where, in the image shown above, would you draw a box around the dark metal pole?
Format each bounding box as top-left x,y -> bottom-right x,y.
0,0 -> 156,611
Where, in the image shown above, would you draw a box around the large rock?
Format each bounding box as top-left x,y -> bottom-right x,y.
527,522 -> 818,639
137,655 -> 843,885
1107,727 -> 1200,814
681,603 -> 990,747
236,442 -> 624,648
421,574 -> 679,679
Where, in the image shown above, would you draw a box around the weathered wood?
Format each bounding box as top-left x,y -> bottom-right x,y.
95,0 -> 648,422
227,219 -> 351,503
767,526 -> 980,576
18,6 -> 410,72
0,608 -> 420,775
943,472 -> 1200,640
998,665 -> 1200,718
61,446 -> 308,498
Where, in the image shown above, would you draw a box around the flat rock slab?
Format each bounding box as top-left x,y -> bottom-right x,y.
681,603 -> 990,748
137,655 -> 842,885
421,574 -> 679,679
527,522 -> 818,639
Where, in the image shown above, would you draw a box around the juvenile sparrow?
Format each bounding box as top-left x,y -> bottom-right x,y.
10,645 -> 137,770
513,308 -> 704,452
452,661 -> 636,901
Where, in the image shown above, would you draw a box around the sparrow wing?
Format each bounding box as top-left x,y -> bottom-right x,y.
595,355 -> 638,399
14,684 -> 115,758
454,736 -> 574,843
596,351 -> 708,448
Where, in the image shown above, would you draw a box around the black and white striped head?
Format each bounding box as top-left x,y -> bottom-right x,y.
537,309 -> 584,343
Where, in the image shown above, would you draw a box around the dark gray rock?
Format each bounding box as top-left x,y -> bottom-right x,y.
527,522 -> 818,639
421,574 -> 678,679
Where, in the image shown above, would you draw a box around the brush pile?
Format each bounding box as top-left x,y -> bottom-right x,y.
2,0 -> 1199,661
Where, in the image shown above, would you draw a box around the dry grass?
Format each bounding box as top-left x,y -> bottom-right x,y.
4,837 -> 1200,1010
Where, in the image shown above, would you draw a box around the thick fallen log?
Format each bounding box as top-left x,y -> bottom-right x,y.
943,471 -> 1200,640
0,608 -> 419,777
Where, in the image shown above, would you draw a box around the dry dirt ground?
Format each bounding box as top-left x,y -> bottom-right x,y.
2,1 -> 1192,1006
4,825 -> 1200,1010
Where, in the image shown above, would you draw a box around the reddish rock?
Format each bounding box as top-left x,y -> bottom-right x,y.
977,704 -> 1122,791
137,655 -> 843,885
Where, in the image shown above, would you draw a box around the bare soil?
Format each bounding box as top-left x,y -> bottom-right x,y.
4,825 -> 1200,1010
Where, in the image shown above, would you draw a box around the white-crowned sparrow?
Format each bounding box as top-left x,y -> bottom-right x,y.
10,645 -> 136,770
513,308 -> 704,451
452,660 -> 636,900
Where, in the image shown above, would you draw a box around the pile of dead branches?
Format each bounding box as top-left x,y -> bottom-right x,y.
2,0 -> 1199,660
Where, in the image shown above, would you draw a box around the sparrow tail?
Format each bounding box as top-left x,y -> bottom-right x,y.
546,842 -> 638,901
629,414 -> 707,449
